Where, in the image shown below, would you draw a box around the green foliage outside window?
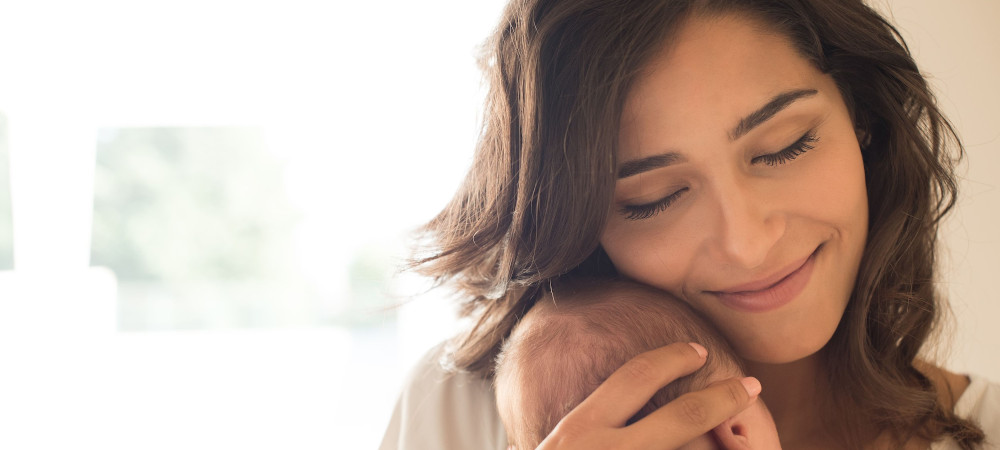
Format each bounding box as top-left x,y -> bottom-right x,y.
91,127 -> 398,330
91,127 -> 300,282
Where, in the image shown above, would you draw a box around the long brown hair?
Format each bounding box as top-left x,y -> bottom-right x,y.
411,0 -> 983,446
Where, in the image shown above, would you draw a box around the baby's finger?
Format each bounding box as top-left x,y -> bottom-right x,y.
568,342 -> 708,426
628,376 -> 761,450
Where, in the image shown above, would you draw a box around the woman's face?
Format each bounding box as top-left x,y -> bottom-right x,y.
600,14 -> 869,364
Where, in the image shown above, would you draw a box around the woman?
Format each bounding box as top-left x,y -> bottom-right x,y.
381,0 -> 998,448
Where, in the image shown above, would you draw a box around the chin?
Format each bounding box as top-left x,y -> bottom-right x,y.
722,311 -> 841,365
736,338 -> 828,365
725,263 -> 852,365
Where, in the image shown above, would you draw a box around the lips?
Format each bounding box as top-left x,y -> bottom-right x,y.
707,247 -> 820,313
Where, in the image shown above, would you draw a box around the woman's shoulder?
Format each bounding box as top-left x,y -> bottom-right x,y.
379,341 -> 508,450
930,373 -> 1000,449
952,375 -> 1000,429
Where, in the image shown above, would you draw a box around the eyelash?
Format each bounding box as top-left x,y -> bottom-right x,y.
619,130 -> 819,221
752,130 -> 819,166
621,188 -> 689,220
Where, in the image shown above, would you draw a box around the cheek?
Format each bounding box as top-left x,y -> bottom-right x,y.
790,81 -> 869,240
795,139 -> 868,231
600,218 -> 698,295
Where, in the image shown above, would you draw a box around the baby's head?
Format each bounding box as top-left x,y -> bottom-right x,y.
494,278 -> 781,449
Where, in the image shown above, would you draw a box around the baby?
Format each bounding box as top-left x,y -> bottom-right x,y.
494,278 -> 782,449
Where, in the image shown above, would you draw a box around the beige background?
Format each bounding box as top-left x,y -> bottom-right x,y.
873,1 -> 1000,379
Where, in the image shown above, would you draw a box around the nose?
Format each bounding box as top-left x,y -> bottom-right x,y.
709,177 -> 784,270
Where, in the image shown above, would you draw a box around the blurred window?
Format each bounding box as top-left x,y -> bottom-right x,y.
1,0 -> 509,447
92,127 -> 398,331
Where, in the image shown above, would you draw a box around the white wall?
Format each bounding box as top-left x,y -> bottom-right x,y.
874,0 -> 1000,379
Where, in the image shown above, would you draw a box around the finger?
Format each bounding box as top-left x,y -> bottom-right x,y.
628,376 -> 762,450
569,342 -> 708,426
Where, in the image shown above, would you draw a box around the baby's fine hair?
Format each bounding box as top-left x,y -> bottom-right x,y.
494,277 -> 742,449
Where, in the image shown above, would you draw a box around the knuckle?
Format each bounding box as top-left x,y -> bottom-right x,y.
551,412 -> 588,438
621,356 -> 660,384
545,416 -> 607,449
677,396 -> 709,426
545,422 -> 579,447
723,380 -> 747,407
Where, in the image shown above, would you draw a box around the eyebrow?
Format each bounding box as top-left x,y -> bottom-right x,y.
617,153 -> 684,179
616,88 -> 819,179
729,88 -> 818,141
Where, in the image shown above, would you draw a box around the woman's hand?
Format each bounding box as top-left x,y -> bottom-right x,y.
535,342 -> 761,450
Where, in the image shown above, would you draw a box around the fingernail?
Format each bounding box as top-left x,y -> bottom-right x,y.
688,342 -> 708,358
740,377 -> 762,397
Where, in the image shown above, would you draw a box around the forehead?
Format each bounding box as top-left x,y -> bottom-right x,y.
620,14 -> 825,153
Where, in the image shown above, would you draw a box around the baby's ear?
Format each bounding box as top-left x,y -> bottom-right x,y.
712,416 -> 752,449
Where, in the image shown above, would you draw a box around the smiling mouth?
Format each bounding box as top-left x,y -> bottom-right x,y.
707,245 -> 821,313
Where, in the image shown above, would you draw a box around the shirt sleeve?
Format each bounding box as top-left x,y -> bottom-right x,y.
379,342 -> 509,450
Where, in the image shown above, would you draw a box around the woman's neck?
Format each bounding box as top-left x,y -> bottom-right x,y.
745,352 -> 845,448
745,354 -> 970,449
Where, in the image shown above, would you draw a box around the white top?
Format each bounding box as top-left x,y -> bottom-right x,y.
931,374 -> 1000,449
380,342 -> 1000,449
379,343 -> 508,450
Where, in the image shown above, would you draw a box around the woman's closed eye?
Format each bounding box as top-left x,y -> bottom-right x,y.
618,130 -> 820,221
752,129 -> 819,166
620,187 -> 689,220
